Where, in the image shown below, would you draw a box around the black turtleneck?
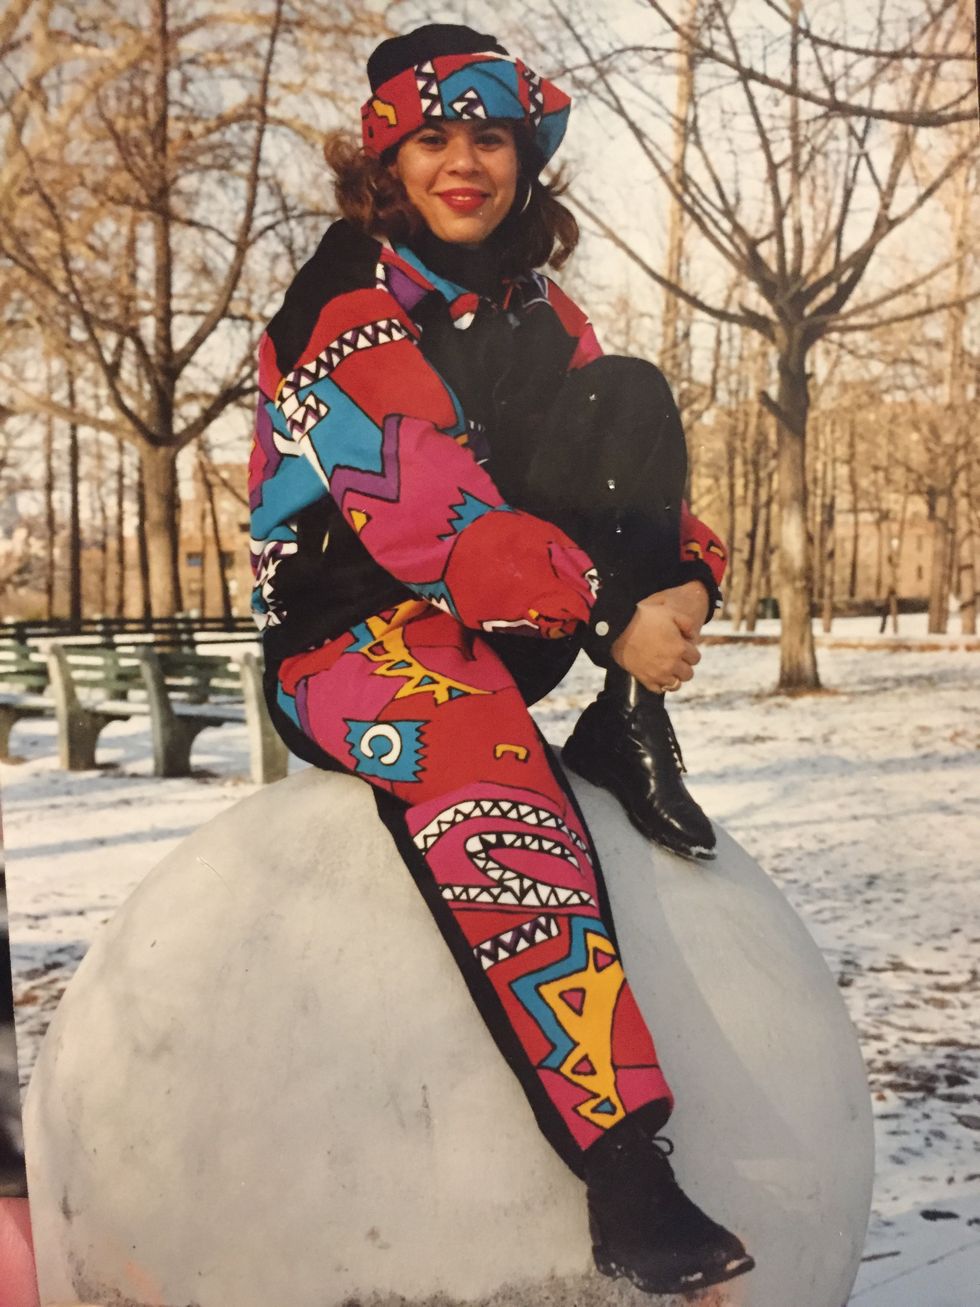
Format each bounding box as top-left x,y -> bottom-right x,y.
408,227 -> 507,302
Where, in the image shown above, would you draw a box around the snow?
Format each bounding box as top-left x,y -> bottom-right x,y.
1,616 -> 978,1305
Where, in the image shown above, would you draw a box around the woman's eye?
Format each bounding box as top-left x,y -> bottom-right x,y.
417,132 -> 445,147
478,132 -> 508,147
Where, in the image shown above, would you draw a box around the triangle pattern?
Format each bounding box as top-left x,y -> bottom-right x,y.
559,987 -> 586,1015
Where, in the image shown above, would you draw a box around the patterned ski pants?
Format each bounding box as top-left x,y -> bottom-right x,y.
274,598 -> 673,1171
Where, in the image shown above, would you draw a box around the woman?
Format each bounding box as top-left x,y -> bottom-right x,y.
250,23 -> 753,1296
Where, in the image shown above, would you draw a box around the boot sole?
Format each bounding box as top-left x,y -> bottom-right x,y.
594,1247 -> 756,1295
562,743 -> 717,863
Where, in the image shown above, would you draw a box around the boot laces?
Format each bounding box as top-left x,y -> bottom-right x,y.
661,713 -> 687,775
629,697 -> 687,775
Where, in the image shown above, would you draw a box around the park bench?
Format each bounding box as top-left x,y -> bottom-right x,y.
0,641 -> 54,759
46,645 -> 146,771
137,647 -> 287,784
47,645 -> 287,784
1,613 -> 257,652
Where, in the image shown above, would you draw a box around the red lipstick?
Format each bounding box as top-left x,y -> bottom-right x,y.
437,189 -> 489,213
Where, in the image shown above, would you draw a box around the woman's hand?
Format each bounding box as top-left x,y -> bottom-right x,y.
645,580 -> 711,633
610,584 -> 706,692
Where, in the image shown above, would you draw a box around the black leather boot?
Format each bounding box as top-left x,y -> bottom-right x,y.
562,666 -> 716,860
584,1110 -> 754,1296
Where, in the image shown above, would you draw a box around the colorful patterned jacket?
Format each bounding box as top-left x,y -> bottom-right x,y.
249,220 -> 726,665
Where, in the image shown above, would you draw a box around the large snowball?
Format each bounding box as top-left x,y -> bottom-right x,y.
24,765 -> 873,1307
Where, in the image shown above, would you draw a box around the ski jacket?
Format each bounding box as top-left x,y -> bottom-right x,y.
249,220 -> 726,665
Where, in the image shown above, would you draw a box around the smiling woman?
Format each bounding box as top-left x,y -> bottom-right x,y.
393,120 -> 518,247
247,21 -> 745,1298
323,119 -> 578,282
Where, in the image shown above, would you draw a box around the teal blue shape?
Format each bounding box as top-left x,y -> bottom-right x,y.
347,621 -> 378,654
511,916 -> 612,1071
536,106 -> 570,165
441,62 -> 522,120
412,579 -> 460,619
344,719 -> 425,783
439,490 -> 496,540
305,381 -> 384,477
250,443 -> 326,539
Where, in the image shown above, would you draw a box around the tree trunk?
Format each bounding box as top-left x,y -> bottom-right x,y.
135,461 -> 152,622
958,463 -> 976,635
139,442 -> 183,617
744,469 -> 772,634
198,493 -> 208,617
43,409 -> 56,619
723,406 -> 738,622
94,434 -> 108,614
114,438 -> 126,618
773,338 -> 820,689
820,431 -> 836,633
846,416 -> 859,601
66,374 -> 81,630
730,445 -> 755,631
927,486 -> 951,634
811,414 -> 826,616
946,155 -> 972,635
660,0 -> 697,386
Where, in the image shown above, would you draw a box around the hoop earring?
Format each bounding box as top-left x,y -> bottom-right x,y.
518,177 -> 533,214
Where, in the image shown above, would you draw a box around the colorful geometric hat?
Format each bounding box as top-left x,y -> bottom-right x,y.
361,24 -> 571,171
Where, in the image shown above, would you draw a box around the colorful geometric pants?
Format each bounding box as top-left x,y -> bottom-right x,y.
269,357 -> 695,1173
274,599 -> 673,1173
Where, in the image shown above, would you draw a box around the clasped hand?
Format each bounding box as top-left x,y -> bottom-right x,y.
610,581 -> 708,693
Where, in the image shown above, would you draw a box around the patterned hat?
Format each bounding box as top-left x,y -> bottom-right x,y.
361,23 -> 571,171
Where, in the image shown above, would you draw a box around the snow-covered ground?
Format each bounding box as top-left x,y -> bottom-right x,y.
1,616 -> 977,1305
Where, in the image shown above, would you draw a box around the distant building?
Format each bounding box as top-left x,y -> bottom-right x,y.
829,508 -> 934,604
177,461 -> 253,620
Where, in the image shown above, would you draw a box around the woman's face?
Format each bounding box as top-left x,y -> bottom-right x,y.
393,119 -> 519,247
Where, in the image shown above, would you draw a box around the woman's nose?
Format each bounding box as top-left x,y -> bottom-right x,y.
444,137 -> 481,173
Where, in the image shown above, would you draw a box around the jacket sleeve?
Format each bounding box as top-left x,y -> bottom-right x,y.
545,279 -> 728,652
678,505 -> 727,618
254,284 -> 597,639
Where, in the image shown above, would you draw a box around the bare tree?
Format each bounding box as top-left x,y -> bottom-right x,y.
552,0 -> 977,687
0,0 -> 379,616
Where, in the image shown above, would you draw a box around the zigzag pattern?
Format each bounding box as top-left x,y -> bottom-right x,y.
414,797 -> 590,855
451,87 -> 487,119
475,913 -> 560,971
522,66 -> 545,125
318,318 -> 409,375
252,538 -> 297,628
415,60 -> 443,116
444,830 -> 593,910
276,318 -> 409,442
278,388 -> 329,440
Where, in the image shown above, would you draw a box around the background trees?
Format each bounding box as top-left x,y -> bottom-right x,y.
0,0 -> 382,617
551,0 -> 977,686
0,0 -> 976,688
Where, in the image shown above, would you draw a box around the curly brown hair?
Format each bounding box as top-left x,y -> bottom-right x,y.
322,128 -> 579,279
